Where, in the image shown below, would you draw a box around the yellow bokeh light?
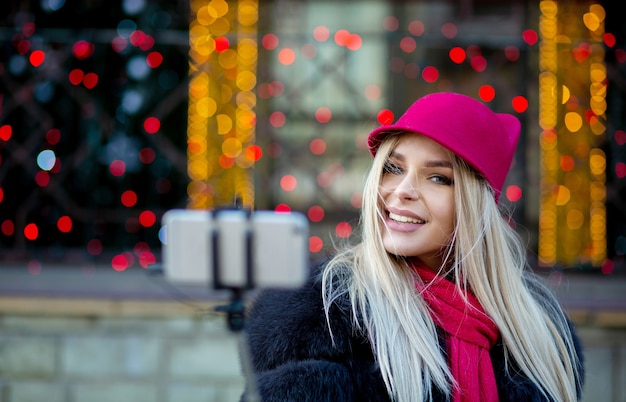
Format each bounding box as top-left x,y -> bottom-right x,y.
582,12 -> 600,31
589,149 -> 606,175
561,85 -> 570,103
196,97 -> 218,118
217,114 -> 233,135
236,70 -> 257,91
564,112 -> 583,132
208,0 -> 229,18
554,185 -> 571,206
566,209 -> 585,230
222,138 -> 243,158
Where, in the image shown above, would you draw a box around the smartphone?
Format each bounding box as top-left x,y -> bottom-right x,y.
161,209 -> 310,289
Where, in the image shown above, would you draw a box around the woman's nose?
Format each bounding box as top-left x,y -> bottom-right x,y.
394,174 -> 419,200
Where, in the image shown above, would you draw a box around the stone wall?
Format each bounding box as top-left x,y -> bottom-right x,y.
0,297 -> 246,402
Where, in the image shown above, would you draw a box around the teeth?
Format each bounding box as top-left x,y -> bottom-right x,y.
389,212 -> 424,224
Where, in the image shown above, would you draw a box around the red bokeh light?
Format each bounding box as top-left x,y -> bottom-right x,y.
440,22 -> 457,39
73,40 -> 94,59
219,155 -> 235,169
601,259 -> 614,275
334,29 -> 350,46
87,239 -> 103,255
504,46 -> 520,62
603,33 -> 616,48
46,129 -> 61,145
408,20 -> 425,36
275,204 -> 291,213
57,216 -> 72,233
83,72 -> 99,89
309,236 -> 323,253
383,16 -> 399,32
17,39 -> 31,55
245,144 -> 263,162
130,30 -> 146,47
346,34 -> 362,51
133,242 -> 150,257
22,22 -> 36,36
139,35 -> 155,51
16,39 -> 30,55
111,254 -> 130,272
470,55 -> 487,72
307,205 -> 325,222
139,210 -> 157,227
69,69 -> 84,85
139,252 -> 156,268
139,147 -> 156,164
262,33 -> 279,50
269,111 -> 286,128
310,138 -> 326,155
29,50 -> 45,67
1,220 -> 15,236
24,223 -> 39,240
505,185 -> 522,202
522,29 -> 538,46
35,171 -> 50,187
144,116 -> 161,134
421,66 -> 439,83
512,96 -> 529,113
121,190 -> 138,207
215,36 -> 230,52
335,222 -> 353,238
449,47 -> 466,64
278,48 -> 296,65
146,51 -> 163,68
280,175 -> 297,192
399,37 -> 416,53
377,109 -> 394,125
560,155 -> 575,172
0,125 -> 12,141
110,160 -> 126,176
478,85 -> 495,102
315,107 -> 332,123
313,26 -> 330,42
112,36 -> 127,53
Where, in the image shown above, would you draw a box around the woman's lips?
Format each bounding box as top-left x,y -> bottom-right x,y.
385,210 -> 425,232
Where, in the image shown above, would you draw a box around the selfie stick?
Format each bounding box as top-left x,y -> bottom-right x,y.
211,204 -> 254,332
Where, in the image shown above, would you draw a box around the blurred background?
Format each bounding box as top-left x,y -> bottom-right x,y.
0,0 -> 625,401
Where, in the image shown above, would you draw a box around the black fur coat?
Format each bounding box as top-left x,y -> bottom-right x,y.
240,265 -> 584,401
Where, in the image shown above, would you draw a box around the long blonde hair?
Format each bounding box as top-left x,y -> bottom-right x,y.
321,133 -> 581,401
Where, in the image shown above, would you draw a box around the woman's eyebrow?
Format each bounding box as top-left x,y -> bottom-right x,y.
424,160 -> 453,169
388,151 -> 404,161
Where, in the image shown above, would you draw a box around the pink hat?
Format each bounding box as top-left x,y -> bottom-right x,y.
368,92 -> 521,201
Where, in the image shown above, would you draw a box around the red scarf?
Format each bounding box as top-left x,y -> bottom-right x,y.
413,262 -> 500,402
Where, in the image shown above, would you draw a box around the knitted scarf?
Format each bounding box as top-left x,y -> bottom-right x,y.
413,262 -> 500,402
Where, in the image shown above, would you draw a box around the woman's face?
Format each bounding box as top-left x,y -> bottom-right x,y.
378,134 -> 456,270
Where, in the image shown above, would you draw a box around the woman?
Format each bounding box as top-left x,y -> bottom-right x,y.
241,92 -> 584,401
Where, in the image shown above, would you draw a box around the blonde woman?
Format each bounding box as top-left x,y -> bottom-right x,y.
241,92 -> 584,401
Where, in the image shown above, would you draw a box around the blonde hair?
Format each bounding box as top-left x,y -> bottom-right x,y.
322,133 -> 581,401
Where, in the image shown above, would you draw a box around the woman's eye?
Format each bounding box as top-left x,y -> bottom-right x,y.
383,161 -> 403,175
430,174 -> 453,185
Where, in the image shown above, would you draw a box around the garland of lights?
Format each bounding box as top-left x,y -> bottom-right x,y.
188,0 -> 259,209
538,1 -> 607,267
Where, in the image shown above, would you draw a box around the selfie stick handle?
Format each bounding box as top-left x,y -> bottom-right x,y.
212,206 -> 254,332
